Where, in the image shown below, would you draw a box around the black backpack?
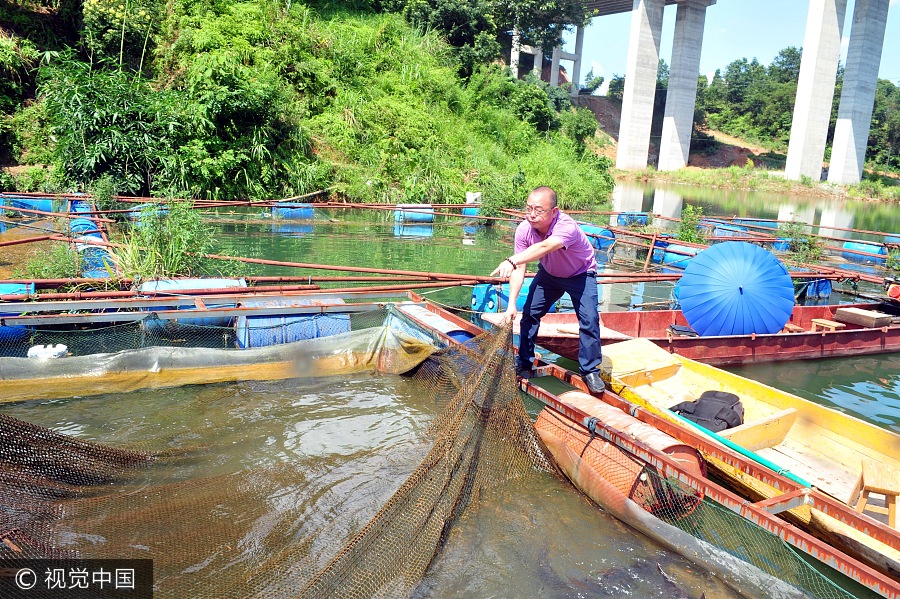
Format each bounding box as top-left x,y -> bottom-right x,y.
670,390 -> 744,433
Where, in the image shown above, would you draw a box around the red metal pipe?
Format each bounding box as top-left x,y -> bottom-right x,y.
0,235 -> 53,248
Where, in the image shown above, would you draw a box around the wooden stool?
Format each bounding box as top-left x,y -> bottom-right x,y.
781,323 -> 804,333
811,318 -> 846,332
855,461 -> 899,529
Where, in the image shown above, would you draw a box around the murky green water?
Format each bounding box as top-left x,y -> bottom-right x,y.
1,188 -> 897,596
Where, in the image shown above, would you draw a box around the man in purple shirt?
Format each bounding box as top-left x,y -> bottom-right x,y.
491,186 -> 605,394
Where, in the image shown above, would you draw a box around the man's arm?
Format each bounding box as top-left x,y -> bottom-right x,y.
490,237 -> 564,319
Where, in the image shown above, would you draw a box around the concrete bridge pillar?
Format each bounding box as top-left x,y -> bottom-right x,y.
616,0 -> 665,170
785,0 -> 847,181
828,0 -> 890,185
658,0 -> 715,171
510,29 -> 542,79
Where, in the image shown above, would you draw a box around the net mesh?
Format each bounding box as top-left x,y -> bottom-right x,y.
0,310 -> 873,598
0,313 -> 554,598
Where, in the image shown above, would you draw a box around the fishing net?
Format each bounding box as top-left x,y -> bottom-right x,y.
0,309 -> 433,402
0,310 -> 554,598
0,305 -> 878,598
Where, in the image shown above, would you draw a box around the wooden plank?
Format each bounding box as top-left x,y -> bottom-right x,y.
601,338 -> 681,387
834,307 -> 892,328
811,318 -> 846,332
759,441 -> 860,504
719,408 -> 798,451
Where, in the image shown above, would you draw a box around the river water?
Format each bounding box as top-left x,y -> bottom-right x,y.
1,184 -> 898,597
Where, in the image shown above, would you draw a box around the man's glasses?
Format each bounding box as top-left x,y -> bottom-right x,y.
523,205 -> 551,216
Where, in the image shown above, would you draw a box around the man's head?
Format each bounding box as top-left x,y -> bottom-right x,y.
525,186 -> 558,231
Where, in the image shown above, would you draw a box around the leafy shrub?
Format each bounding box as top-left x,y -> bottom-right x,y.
560,107 -> 597,147
116,200 -> 213,279
677,204 -> 706,244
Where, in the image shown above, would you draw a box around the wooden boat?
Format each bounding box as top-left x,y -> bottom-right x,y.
397,296 -> 900,597
597,336 -> 900,579
482,301 -> 900,366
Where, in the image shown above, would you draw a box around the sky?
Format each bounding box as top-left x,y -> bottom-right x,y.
564,0 -> 900,94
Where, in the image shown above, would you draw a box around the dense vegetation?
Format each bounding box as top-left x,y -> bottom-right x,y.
695,47 -> 900,175
0,0 -> 613,211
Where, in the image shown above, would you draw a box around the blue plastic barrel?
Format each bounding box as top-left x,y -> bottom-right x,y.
394,204 -> 434,223
70,200 -> 93,213
461,206 -> 480,217
5,195 -> 54,213
470,278 -> 557,313
806,279 -> 833,299
0,283 -> 34,341
661,244 -> 699,268
841,241 -> 886,264
272,203 -> 314,220
773,238 -> 791,251
126,203 -> 169,220
579,224 -> 615,250
651,238 -> 670,263
140,278 -> 247,328
885,235 -> 900,245
393,223 -> 433,238
70,218 -> 103,238
713,223 -> 749,238
235,299 -> 351,348
78,245 -> 114,277
732,218 -> 777,230
616,212 -> 648,226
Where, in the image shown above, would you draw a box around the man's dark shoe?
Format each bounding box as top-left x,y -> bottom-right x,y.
515,362 -> 536,379
583,371 -> 606,394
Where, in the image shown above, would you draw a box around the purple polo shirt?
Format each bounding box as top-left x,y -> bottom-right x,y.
514,211 -> 598,278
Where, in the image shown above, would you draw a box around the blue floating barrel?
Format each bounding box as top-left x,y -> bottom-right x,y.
651,238 -> 669,263
470,278 -> 556,313
461,206 -> 480,217
235,299 -> 351,348
732,218 -> 777,230
4,195 -> 54,213
806,278 -> 833,299
394,204 -> 434,223
70,200 -> 93,213
616,211 -> 648,226
884,235 -> 900,245
140,278 -> 247,328
393,223 -> 433,238
125,203 -> 169,220
580,224 -> 615,250
661,244 -> 699,269
773,238 -> 791,251
78,247 -> 115,278
0,283 -> 34,341
841,241 -> 886,265
272,202 -> 314,220
70,218 -> 103,238
713,223 -> 750,238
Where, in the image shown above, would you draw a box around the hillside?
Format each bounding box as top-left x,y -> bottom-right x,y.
0,2 -> 614,210
573,95 -> 782,170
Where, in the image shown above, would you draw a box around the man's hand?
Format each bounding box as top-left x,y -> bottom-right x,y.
503,306 -> 518,324
490,259 -> 515,279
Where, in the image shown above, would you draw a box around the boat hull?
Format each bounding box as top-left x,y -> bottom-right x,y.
486,303 -> 900,366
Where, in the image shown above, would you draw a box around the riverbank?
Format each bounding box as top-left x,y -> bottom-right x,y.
614,164 -> 900,202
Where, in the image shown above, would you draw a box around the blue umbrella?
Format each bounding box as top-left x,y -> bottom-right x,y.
675,242 -> 794,337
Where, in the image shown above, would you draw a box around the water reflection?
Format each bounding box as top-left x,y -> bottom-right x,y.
613,182 -> 900,241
